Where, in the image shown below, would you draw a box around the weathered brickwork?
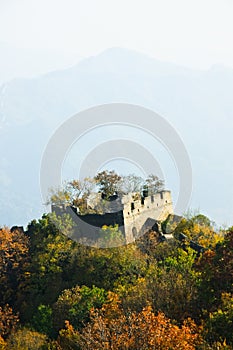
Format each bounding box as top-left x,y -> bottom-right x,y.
52,190 -> 173,244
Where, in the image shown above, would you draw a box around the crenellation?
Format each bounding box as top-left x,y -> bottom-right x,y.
122,190 -> 173,243
52,190 -> 173,244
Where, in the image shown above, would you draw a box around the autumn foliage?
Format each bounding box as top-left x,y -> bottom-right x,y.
0,304 -> 19,339
73,293 -> 201,350
0,216 -> 233,349
0,227 -> 29,307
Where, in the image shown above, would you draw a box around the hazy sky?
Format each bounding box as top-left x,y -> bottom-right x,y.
0,0 -> 233,69
0,0 -> 232,227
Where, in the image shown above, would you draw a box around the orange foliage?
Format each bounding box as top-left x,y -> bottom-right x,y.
67,293 -> 202,349
0,227 -> 29,269
0,304 -> 19,339
0,227 -> 29,305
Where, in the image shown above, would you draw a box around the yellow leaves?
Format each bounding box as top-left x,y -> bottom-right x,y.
100,292 -> 122,319
60,292 -> 201,350
6,328 -> 47,350
0,305 -> 19,339
59,320 -> 75,337
174,216 -> 223,249
72,296 -> 202,349
198,230 -> 223,249
49,188 -> 71,206
0,335 -> 6,349
0,228 -> 29,266
0,228 -> 29,305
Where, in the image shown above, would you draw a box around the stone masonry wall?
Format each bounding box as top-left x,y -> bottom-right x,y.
52,190 -> 173,244
122,190 -> 173,243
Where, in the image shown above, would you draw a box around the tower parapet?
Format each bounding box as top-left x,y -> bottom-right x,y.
51,190 -> 173,245
122,190 -> 173,243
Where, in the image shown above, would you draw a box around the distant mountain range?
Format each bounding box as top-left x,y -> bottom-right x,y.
0,41 -> 82,85
0,47 -> 232,227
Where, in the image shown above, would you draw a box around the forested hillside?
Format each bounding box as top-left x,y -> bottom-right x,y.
0,211 -> 233,349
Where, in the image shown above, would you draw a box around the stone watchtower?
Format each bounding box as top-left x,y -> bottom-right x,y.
52,190 -> 173,244
122,190 -> 173,243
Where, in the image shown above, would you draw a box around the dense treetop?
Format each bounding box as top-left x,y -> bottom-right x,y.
0,173 -> 232,349
49,170 -> 164,214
